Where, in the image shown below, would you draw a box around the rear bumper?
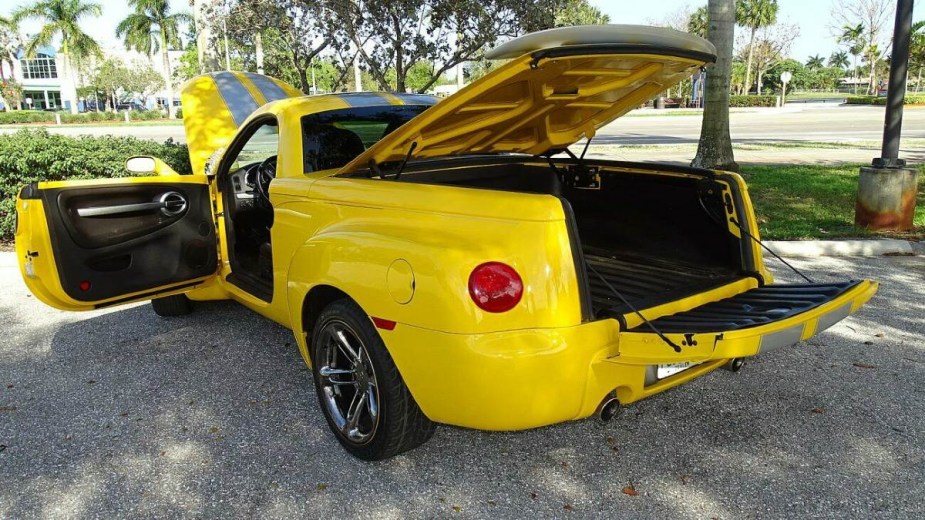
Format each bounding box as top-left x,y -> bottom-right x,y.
384,279 -> 877,431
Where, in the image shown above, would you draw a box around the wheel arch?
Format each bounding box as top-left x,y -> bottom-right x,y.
302,284 -> 352,356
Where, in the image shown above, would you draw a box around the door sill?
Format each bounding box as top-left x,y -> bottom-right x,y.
226,272 -> 273,303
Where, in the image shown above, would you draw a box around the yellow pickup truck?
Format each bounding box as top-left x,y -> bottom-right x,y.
14,25 -> 877,460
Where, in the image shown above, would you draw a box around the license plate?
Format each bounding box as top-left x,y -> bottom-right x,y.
657,362 -> 701,379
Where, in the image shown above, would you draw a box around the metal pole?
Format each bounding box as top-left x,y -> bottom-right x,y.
311,61 -> 317,94
874,0 -> 913,168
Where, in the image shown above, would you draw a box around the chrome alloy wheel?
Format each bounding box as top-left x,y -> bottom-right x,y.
316,319 -> 380,444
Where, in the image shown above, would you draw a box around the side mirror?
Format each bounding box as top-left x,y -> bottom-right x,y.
125,156 -> 157,174
125,156 -> 181,177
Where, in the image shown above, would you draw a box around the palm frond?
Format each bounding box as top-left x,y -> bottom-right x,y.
69,28 -> 102,59
70,0 -> 102,19
23,23 -> 57,57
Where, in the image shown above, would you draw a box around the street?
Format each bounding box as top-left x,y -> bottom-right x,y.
600,105 -> 925,145
3,105 -> 924,147
1,251 -> 923,518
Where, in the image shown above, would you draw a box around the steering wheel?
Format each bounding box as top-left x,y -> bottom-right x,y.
254,155 -> 277,207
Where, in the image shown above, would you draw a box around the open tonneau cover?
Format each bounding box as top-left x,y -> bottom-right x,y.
338,25 -> 716,175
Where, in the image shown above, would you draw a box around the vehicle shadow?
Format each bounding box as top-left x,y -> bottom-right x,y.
1,255 -> 922,518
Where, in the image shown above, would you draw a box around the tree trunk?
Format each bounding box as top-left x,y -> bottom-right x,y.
255,32 -> 264,75
194,0 -> 221,73
456,32 -> 465,90
744,27 -> 756,95
852,55 -> 858,94
60,43 -> 79,114
691,0 -> 738,172
392,14 -> 404,92
353,53 -> 362,92
293,51 -> 310,92
161,29 -> 176,119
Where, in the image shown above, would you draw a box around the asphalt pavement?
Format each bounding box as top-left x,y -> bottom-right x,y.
0,252 -> 923,519
3,105 -> 924,147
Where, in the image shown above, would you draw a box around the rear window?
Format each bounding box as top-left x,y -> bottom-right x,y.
301,105 -> 431,173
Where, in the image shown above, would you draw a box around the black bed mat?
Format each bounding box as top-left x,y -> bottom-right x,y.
584,248 -> 742,316
627,281 -> 861,333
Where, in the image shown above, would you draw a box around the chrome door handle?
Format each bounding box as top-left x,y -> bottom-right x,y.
76,191 -> 188,217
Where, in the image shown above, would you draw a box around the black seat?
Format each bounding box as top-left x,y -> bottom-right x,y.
303,125 -> 366,172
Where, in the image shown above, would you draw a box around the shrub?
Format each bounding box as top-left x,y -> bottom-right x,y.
0,110 -> 55,124
0,129 -> 191,241
0,109 -> 174,125
130,109 -> 168,121
59,111 -> 121,124
728,95 -> 778,107
845,94 -> 925,105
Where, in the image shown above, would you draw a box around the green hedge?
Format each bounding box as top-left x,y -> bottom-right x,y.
728,95 -> 778,107
0,129 -> 191,241
0,110 -> 55,124
59,111 -> 122,123
0,109 -> 171,125
845,94 -> 925,105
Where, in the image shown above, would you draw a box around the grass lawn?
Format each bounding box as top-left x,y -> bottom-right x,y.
743,163 -> 925,240
784,91 -> 849,100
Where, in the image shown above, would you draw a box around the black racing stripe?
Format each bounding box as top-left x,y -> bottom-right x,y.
339,92 -> 393,107
213,72 -> 260,126
244,72 -> 289,102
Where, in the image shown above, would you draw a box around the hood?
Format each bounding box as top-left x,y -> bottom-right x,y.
181,71 -> 303,174
338,25 -> 715,175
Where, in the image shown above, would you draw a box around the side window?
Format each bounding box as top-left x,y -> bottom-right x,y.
302,124 -> 366,173
225,120 -> 280,172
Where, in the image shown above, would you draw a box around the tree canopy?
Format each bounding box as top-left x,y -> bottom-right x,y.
13,0 -> 102,60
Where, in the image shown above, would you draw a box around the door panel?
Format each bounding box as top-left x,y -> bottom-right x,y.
17,176 -> 217,307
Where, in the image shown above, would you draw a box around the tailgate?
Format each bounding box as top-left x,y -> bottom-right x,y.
615,280 -> 878,366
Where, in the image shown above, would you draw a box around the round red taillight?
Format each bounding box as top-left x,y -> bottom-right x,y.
468,262 -> 523,313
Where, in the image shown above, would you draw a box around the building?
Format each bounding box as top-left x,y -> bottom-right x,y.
1,45 -> 183,112
0,45 -> 68,110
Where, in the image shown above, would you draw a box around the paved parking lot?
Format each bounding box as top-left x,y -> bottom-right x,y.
1,251 -> 923,518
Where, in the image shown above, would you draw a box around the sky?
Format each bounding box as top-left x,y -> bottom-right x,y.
2,0 -> 923,65
590,0 -> 924,63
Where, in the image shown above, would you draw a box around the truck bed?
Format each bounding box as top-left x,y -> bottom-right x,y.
584,247 -> 742,318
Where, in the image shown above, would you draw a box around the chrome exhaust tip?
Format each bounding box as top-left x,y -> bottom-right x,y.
598,397 -> 622,422
722,358 -> 745,372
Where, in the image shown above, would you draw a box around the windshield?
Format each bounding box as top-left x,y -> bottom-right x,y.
301,105 -> 431,173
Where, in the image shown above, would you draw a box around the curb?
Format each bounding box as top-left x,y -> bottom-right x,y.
764,239 -> 919,257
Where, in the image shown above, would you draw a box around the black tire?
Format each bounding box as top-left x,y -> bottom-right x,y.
151,294 -> 192,317
310,299 -> 435,460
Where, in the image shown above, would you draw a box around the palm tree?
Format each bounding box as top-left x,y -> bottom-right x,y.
838,23 -> 865,94
692,0 -> 738,172
0,16 -> 21,83
828,50 -> 849,69
909,21 -> 924,93
12,0 -> 102,114
687,6 -> 709,38
0,16 -> 22,110
735,0 -> 779,95
806,54 -> 825,70
116,0 -> 191,118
